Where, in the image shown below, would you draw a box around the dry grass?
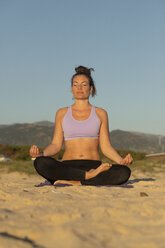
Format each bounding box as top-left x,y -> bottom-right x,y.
0,160 -> 36,175
131,158 -> 165,177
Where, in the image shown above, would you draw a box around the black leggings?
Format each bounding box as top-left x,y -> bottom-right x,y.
34,157 -> 131,186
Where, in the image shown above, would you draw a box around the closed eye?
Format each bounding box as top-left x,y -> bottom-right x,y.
73,83 -> 88,87
73,81 -> 89,87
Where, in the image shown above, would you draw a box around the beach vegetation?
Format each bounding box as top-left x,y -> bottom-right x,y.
0,144 -> 164,176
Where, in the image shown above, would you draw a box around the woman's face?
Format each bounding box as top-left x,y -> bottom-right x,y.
71,75 -> 93,100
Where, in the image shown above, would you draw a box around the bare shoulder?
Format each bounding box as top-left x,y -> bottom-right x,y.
95,106 -> 108,120
56,107 -> 68,115
55,107 -> 68,121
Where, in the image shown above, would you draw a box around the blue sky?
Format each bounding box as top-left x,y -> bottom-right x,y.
0,0 -> 164,135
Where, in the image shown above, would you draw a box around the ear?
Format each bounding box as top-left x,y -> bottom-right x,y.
90,85 -> 93,95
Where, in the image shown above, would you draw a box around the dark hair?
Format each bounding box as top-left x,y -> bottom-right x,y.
71,65 -> 97,97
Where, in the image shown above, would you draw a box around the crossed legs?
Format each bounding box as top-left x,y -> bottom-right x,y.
34,157 -> 131,186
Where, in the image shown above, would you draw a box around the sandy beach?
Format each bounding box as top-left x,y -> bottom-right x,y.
0,167 -> 165,248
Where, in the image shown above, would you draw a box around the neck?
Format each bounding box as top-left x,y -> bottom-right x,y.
72,99 -> 91,109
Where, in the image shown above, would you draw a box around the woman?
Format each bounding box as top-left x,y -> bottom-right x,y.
30,66 -> 133,186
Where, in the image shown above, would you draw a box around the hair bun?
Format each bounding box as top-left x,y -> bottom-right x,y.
75,66 -> 94,76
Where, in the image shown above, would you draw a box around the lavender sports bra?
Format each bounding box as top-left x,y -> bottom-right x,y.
62,105 -> 101,140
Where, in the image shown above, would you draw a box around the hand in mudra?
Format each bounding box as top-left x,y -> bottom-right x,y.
29,145 -> 41,158
120,154 -> 133,165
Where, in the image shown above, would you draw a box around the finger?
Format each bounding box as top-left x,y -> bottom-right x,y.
126,154 -> 131,163
126,154 -> 130,164
128,154 -> 133,164
30,145 -> 38,156
124,156 -> 129,164
30,145 -> 35,152
123,157 -> 130,165
30,146 -> 35,155
34,146 -> 38,155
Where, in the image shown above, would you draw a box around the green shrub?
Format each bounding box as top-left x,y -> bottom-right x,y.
0,144 -> 31,160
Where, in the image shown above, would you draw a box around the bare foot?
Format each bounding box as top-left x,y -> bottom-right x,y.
97,163 -> 112,174
54,180 -> 81,186
85,163 -> 112,180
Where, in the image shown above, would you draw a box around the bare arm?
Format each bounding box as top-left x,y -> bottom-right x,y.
30,109 -> 64,158
98,109 -> 133,165
43,109 -> 64,156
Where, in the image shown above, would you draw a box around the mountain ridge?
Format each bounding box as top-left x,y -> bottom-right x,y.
0,121 -> 164,153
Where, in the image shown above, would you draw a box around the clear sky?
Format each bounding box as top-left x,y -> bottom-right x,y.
0,0 -> 164,135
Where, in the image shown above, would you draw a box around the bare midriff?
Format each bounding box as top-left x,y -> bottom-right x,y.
62,138 -> 101,161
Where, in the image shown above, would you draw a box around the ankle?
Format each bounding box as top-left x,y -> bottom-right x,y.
85,169 -> 97,180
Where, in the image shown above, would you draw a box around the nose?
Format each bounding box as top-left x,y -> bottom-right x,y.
77,84 -> 83,89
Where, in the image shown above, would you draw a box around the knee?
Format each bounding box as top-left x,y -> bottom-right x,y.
122,166 -> 131,182
34,156 -> 46,173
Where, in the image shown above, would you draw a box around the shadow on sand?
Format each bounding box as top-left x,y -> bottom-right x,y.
127,178 -> 155,184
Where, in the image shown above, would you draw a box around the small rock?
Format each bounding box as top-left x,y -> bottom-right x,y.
140,192 -> 149,197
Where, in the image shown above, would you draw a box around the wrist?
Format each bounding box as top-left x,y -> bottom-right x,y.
118,158 -> 123,164
40,151 -> 44,157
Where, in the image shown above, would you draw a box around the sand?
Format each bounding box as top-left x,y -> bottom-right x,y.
0,169 -> 165,248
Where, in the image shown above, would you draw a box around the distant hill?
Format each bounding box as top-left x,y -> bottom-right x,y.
0,121 -> 54,148
0,125 -> 9,129
110,130 -> 165,153
32,121 -> 54,127
0,122 -> 164,153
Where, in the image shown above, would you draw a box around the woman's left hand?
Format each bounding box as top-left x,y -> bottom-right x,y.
120,153 -> 133,165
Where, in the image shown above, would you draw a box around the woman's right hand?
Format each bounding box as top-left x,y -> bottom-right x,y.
29,145 -> 41,158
